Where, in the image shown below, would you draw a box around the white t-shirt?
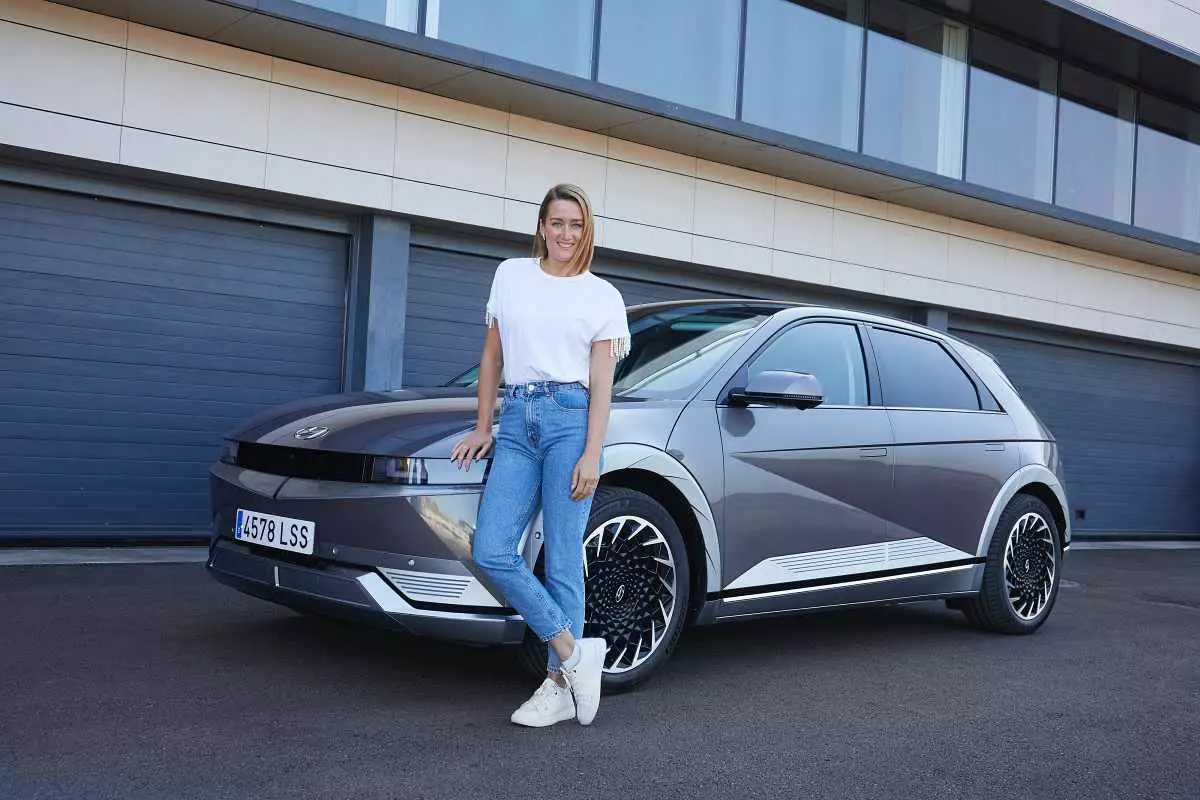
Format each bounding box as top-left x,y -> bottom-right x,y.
485,257 -> 630,387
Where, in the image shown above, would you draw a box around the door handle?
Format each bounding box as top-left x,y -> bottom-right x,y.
985,443 -> 1006,452
859,447 -> 888,458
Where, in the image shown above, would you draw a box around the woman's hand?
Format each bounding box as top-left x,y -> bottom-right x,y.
571,451 -> 601,500
451,429 -> 494,469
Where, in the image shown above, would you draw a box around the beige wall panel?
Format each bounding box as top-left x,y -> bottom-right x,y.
776,178 -> 836,207
833,212 -> 949,280
394,112 -> 507,196
120,128 -> 265,188
393,179 -> 504,229
123,52 -> 269,151
0,102 -> 120,162
396,85 -> 507,133
833,191 -> 889,217
771,251 -> 833,286
268,85 -> 395,175
127,23 -> 270,79
947,235 -> 1008,291
0,22 -> 125,124
1055,303 -> 1107,332
504,138 -> 607,213
694,180 -> 774,248
1062,262 -> 1158,318
503,199 -> 539,236
773,197 -> 834,258
603,219 -> 692,263
266,155 -> 391,208
829,262 -> 888,296
1147,281 -> 1200,328
608,138 -> 696,176
692,235 -> 772,274
272,58 -> 397,108
509,114 -> 607,157
605,160 -> 694,232
697,160 -> 776,194
0,0 -> 126,46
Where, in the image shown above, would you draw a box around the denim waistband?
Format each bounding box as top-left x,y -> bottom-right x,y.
503,380 -> 587,398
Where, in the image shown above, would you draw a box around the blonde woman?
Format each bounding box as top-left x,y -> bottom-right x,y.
452,184 -> 630,727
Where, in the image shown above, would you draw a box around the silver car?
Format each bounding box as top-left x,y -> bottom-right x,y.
208,300 -> 1070,690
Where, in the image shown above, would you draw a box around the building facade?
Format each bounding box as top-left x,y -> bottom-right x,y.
0,0 -> 1197,541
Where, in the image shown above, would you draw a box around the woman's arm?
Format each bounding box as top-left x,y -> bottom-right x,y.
571,340 -> 618,500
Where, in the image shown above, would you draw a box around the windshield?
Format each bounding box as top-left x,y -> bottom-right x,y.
445,304 -> 778,399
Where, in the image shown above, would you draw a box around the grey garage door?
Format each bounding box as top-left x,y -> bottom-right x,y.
404,244 -> 743,388
0,183 -> 348,540
955,329 -> 1200,537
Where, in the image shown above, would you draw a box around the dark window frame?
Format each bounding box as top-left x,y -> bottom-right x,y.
865,324 -> 1004,411
719,317 -> 881,408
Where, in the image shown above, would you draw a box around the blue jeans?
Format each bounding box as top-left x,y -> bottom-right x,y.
471,380 -> 596,674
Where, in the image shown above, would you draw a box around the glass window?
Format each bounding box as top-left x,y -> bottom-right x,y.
966,32 -> 1057,202
1055,65 -> 1136,223
597,0 -> 741,117
1135,95 -> 1200,241
870,328 -> 979,410
746,323 -> 869,406
741,0 -> 865,151
427,0 -> 595,78
296,0 -> 418,30
862,0 -> 968,178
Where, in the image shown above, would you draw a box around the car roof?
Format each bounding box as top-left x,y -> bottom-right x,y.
626,298 -> 995,361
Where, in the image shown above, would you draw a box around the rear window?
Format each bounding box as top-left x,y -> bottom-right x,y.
870,328 -> 981,410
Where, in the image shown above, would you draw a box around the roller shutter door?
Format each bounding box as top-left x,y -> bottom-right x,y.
955,330 -> 1200,537
0,183 -> 348,540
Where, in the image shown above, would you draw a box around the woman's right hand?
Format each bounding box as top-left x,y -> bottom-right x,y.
451,429 -> 494,469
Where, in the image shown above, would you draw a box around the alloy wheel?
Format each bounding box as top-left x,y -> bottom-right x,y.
1003,511 -> 1056,620
583,514 -> 677,673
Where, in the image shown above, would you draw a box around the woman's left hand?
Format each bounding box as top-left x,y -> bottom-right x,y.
571,452 -> 601,501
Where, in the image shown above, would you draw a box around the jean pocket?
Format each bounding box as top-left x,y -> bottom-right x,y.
549,386 -> 589,411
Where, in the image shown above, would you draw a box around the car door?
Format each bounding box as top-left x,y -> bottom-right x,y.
717,320 -> 895,594
866,325 -> 1020,557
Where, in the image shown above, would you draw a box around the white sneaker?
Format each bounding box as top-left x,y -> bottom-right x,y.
562,638 -> 606,726
510,678 -> 576,728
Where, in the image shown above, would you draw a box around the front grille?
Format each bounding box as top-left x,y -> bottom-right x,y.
236,442 -> 370,482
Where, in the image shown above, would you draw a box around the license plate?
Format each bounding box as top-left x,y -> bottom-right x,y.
234,509 -> 315,555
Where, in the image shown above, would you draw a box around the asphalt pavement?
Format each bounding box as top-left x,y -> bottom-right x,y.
1,548 -> 1197,800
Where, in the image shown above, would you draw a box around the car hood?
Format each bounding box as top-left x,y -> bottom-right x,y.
228,387 -> 685,456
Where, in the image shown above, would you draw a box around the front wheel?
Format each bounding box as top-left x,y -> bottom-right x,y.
962,493 -> 1062,634
519,486 -> 691,693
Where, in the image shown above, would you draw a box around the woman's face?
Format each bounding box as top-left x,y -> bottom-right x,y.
539,198 -> 585,263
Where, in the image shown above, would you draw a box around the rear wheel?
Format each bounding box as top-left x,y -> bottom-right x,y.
518,486 -> 690,693
962,493 -> 1061,634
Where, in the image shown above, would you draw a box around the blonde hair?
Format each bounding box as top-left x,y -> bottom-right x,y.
533,183 -> 595,277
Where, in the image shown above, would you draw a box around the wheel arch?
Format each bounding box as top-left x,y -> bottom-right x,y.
977,465 -> 1071,557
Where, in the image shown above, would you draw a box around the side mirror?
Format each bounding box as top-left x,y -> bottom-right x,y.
729,370 -> 824,410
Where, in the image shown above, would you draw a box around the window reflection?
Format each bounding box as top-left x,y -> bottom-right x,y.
1056,65 -> 1135,223
597,0 -> 741,117
297,0 -> 417,31
966,32 -> 1057,202
1135,95 -> 1200,241
863,0 -> 968,178
742,0 -> 865,151
427,0 -> 594,78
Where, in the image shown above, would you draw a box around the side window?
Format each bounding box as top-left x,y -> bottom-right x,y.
746,322 -> 869,406
870,328 -> 981,410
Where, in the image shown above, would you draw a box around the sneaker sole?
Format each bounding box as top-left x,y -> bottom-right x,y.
510,707 -> 576,728
573,639 -> 606,726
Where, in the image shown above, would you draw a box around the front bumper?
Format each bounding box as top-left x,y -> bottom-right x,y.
206,539 -> 525,645
207,461 -> 529,646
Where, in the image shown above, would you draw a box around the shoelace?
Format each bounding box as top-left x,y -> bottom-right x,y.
530,681 -> 564,711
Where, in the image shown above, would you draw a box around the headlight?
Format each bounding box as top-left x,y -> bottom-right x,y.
219,440 -> 240,465
370,456 -> 429,485
369,456 -> 487,485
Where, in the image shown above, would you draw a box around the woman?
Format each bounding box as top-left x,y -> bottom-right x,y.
451,184 -> 630,728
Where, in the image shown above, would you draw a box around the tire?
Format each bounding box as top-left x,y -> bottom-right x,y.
518,485 -> 691,693
962,493 -> 1062,634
